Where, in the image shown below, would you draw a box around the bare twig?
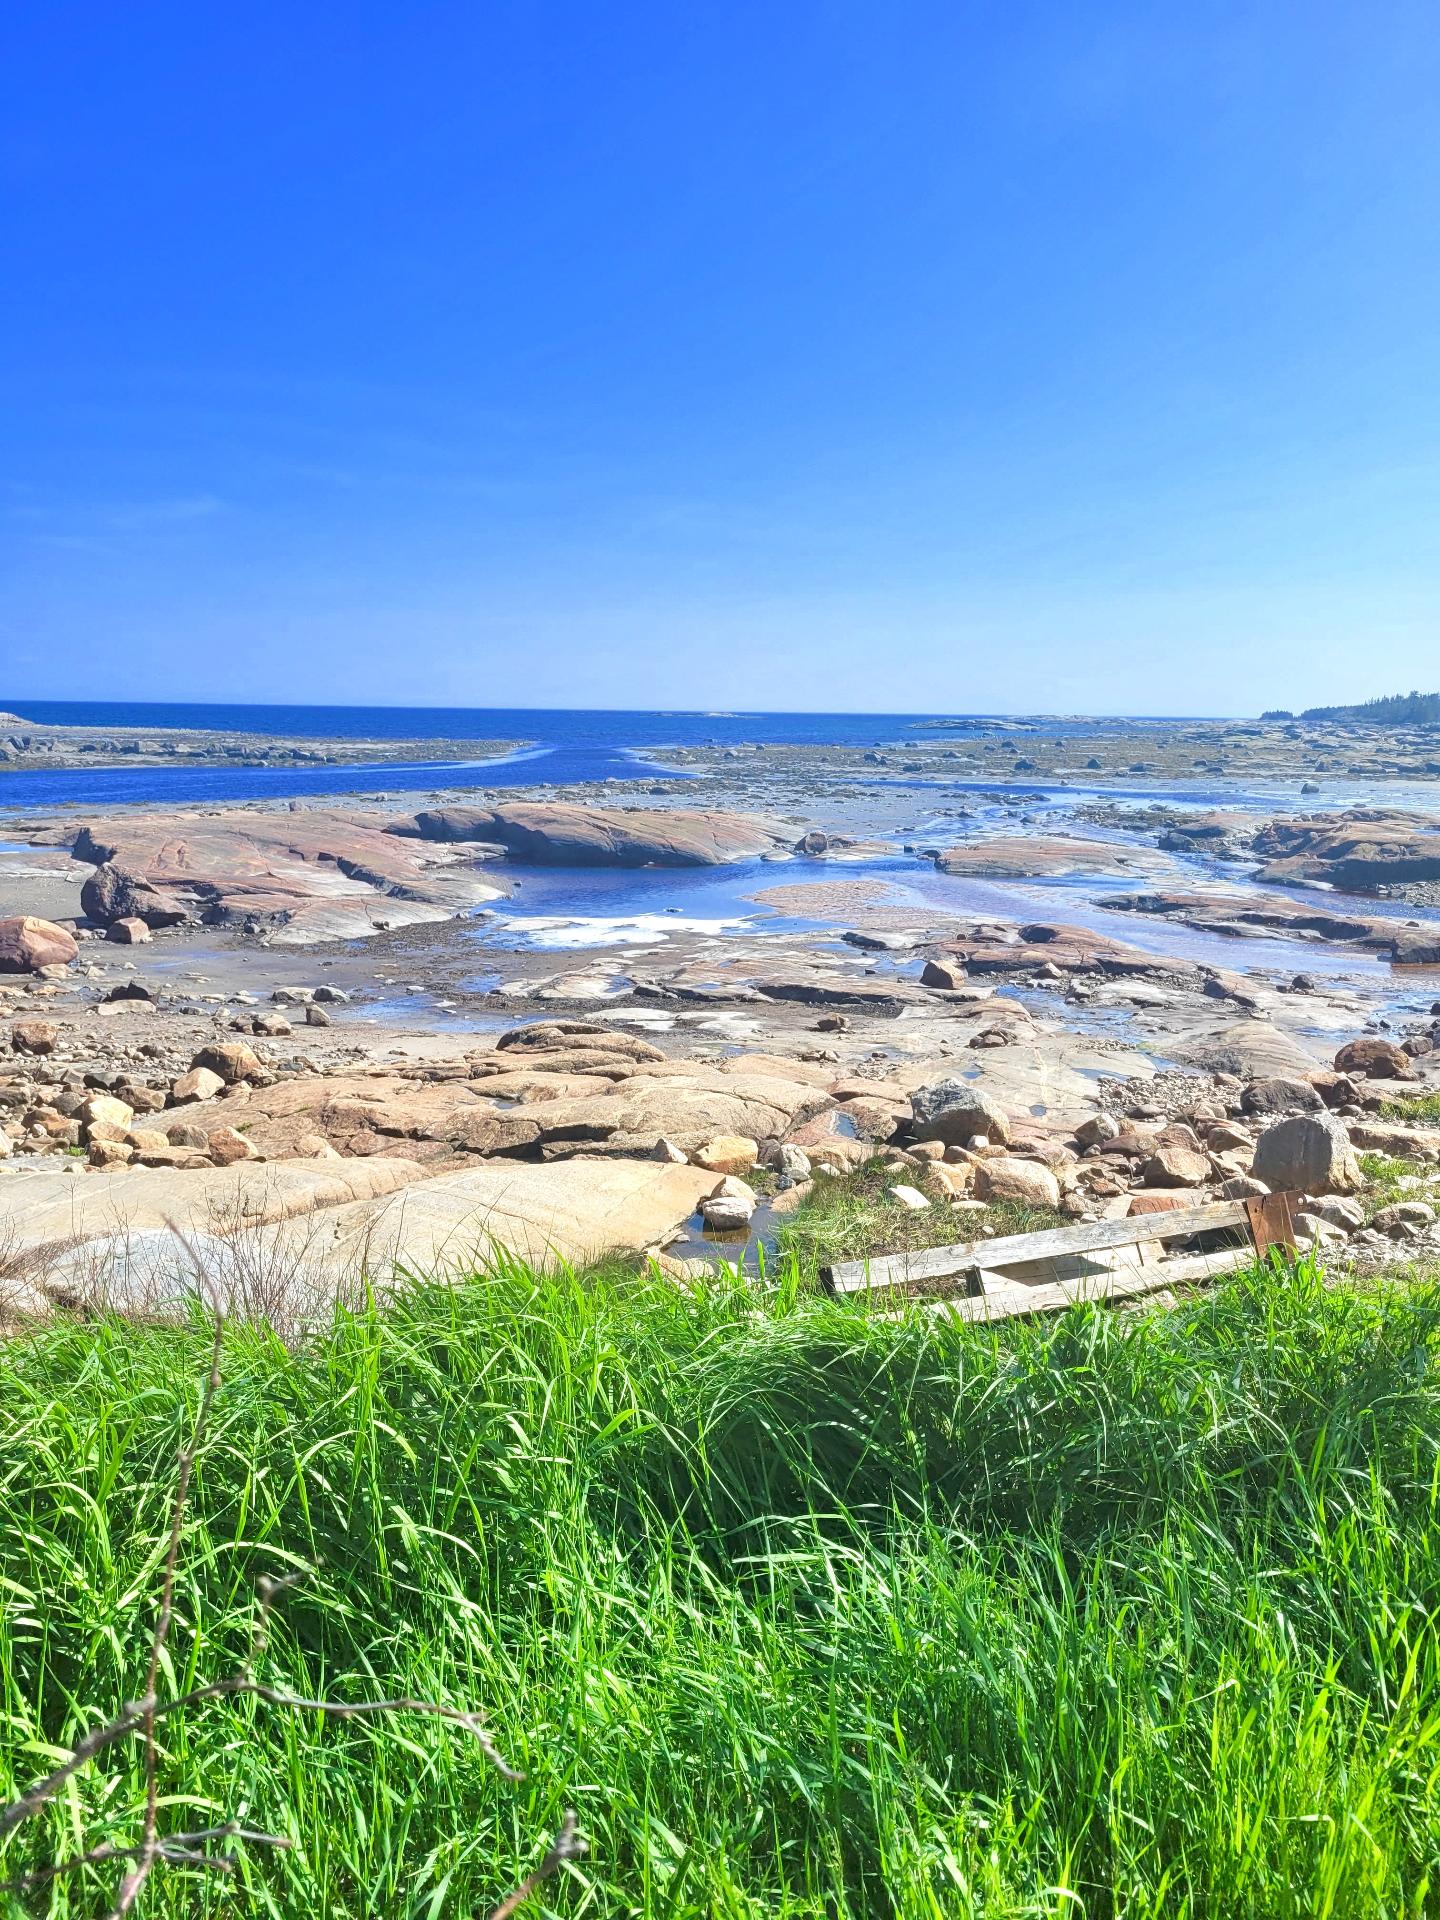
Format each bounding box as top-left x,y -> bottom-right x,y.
3,1824 -> 291,1892
488,1811 -> 586,1920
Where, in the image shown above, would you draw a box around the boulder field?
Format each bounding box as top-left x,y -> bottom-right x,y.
6,1005 -> 1440,1320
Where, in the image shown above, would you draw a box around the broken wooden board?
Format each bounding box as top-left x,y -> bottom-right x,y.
821,1199 -> 1255,1297
920,1244 -> 1256,1324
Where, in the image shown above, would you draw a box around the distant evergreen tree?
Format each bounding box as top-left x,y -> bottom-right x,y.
1299,690 -> 1440,725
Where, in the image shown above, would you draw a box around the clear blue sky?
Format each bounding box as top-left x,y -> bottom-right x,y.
3,2 -> 1439,716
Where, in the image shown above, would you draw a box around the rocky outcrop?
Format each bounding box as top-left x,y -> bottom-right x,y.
212,1025 -> 836,1166
934,837 -> 1165,879
1252,810 -> 1440,893
64,811 -> 502,941
924,921 -> 1196,982
1098,889 -> 1394,947
399,802 -> 787,866
0,1155 -> 716,1318
0,916 -> 78,972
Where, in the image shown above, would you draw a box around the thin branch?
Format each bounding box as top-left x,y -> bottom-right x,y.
3,1824 -> 291,1892
488,1811 -> 586,1920
0,1676 -> 522,1848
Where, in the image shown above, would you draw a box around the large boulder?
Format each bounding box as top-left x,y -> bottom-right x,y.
81,863 -> 179,928
0,916 -> 78,973
909,1080 -> 1011,1145
1240,1076 -> 1323,1117
1252,1114 -> 1364,1197
107,916 -> 153,944
1334,1037 -> 1413,1080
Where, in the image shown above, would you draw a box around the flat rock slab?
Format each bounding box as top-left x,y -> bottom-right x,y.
0,1156 -> 429,1267
1098,887 -> 1394,948
935,837 -> 1169,880
0,1155 -> 716,1318
273,1157 -> 717,1278
400,801 -> 787,866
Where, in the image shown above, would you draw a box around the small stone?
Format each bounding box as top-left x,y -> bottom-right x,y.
1299,1195 -> 1365,1232
207,1125 -> 261,1165
1218,1175 -> 1269,1200
189,1040 -> 264,1084
88,1138 -> 134,1167
11,1019 -> 58,1056
77,1093 -> 134,1134
107,917 -> 152,944
700,1193 -> 754,1232
1128,1191 -> 1199,1215
1142,1145 -> 1211,1188
1074,1112 -> 1121,1150
693,1135 -> 759,1176
1373,1201 -> 1437,1234
887,1184 -> 931,1211
171,1066 -> 225,1104
1241,1077 -> 1323,1116
973,1157 -> 1061,1208
650,1136 -> 688,1164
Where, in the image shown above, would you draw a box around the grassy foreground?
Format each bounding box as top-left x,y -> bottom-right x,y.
3,1256 -> 1440,1916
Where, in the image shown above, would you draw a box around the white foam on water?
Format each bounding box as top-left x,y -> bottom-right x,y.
492,911 -> 752,950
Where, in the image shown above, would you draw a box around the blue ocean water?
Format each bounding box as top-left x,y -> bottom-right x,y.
0,701 -> 1180,812
5,699 -> 1171,745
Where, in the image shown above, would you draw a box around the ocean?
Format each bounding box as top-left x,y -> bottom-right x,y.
0,701 -> 1190,812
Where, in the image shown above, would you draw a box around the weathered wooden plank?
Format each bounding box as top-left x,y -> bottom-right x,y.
915,1243 -> 1255,1324
822,1199 -> 1252,1296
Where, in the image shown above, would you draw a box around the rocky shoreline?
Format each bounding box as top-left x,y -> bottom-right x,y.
0,710 -> 523,773
1,757 -> 1439,1320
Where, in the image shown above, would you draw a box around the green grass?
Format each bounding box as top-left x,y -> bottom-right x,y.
775,1156 -> 1064,1275
1381,1090 -> 1440,1124
1357,1151 -> 1440,1221
5,1255 -> 1440,1916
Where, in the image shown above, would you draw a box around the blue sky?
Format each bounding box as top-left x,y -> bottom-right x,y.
3,1 -> 1439,715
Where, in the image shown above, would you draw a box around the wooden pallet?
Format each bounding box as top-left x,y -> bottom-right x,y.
820,1191 -> 1297,1323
